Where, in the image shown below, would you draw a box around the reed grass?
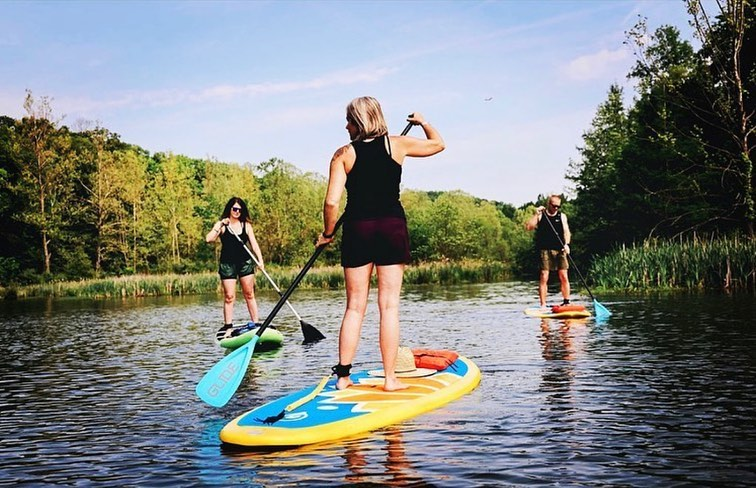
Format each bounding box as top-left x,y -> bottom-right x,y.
4,272 -> 222,299
591,235 -> 756,292
2,260 -> 511,299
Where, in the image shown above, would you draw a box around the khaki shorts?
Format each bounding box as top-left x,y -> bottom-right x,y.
540,249 -> 569,271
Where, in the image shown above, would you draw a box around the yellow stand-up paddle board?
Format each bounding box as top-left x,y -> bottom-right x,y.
524,305 -> 591,319
220,356 -> 481,448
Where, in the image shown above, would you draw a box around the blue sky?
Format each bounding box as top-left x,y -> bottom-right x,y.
0,0 -> 705,206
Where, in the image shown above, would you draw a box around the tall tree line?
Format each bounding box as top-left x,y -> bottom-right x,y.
568,0 -> 754,262
0,97 -> 517,286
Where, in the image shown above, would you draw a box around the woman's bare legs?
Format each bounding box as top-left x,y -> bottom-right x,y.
239,274 -> 260,323
221,278 -> 237,326
336,264 -> 372,390
377,264 -> 408,392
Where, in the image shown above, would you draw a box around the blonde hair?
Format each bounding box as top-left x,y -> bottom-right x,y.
346,96 -> 388,141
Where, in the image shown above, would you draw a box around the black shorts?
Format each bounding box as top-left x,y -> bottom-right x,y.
218,259 -> 255,280
341,217 -> 411,268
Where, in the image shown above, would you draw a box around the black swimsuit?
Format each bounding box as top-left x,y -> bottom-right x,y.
218,224 -> 255,279
341,136 -> 411,268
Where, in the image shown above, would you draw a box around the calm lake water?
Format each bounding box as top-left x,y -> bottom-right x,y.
0,281 -> 754,487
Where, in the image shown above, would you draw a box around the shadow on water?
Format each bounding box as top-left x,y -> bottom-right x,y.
0,284 -> 755,486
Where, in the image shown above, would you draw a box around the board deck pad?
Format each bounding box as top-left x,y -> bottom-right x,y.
220,356 -> 481,448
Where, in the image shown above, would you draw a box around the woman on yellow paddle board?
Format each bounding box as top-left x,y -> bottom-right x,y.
316,96 -> 445,392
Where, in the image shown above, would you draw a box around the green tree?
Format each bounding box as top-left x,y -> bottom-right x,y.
625,8 -> 755,237
145,153 -> 203,271
402,190 -> 435,262
255,158 -> 325,265
76,126 -> 129,276
12,91 -> 76,275
687,0 -> 755,236
567,84 -> 629,255
109,147 -> 150,274
0,116 -> 26,283
423,191 -> 503,261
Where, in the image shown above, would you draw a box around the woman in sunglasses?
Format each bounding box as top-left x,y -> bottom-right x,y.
206,197 -> 265,341
525,194 -> 571,309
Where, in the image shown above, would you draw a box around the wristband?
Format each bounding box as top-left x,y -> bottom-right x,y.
322,231 -> 334,239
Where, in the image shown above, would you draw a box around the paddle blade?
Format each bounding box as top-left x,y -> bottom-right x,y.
196,335 -> 259,407
301,320 -> 326,344
594,299 -> 612,320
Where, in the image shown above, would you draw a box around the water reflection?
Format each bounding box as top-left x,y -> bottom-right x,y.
219,427 -> 433,487
537,318 -> 590,439
342,428 -> 430,486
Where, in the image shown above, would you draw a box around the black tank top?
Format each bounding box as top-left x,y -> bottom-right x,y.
345,136 -> 405,220
219,223 -> 250,264
535,212 -> 565,250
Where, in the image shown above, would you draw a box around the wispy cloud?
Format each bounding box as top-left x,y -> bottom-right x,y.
561,47 -> 631,82
56,66 -> 397,114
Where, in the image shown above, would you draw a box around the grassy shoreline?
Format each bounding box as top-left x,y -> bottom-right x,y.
591,235 -> 755,292
3,235 -> 754,300
1,260 -> 510,300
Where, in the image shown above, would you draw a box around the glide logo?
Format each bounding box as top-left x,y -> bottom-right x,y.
207,362 -> 239,397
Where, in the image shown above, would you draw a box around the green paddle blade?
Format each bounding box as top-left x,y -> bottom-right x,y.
594,299 -> 611,320
196,335 -> 259,407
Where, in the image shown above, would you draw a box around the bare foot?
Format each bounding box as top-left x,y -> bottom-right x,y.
336,376 -> 353,390
383,378 -> 409,392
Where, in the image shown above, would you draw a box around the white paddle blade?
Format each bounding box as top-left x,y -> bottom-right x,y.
196,335 -> 259,407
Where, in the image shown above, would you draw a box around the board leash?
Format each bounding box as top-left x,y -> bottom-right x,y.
255,375 -> 331,424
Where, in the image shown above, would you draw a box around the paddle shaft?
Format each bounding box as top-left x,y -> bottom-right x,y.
225,225 -> 304,322
539,208 -> 598,302
251,215 -> 345,340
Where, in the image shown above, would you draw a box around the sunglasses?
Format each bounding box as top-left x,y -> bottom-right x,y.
231,207 -> 242,212
549,203 -> 561,209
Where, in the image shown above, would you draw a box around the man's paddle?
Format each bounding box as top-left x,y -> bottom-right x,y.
539,207 -> 611,319
225,225 -> 325,343
196,216 -> 346,407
